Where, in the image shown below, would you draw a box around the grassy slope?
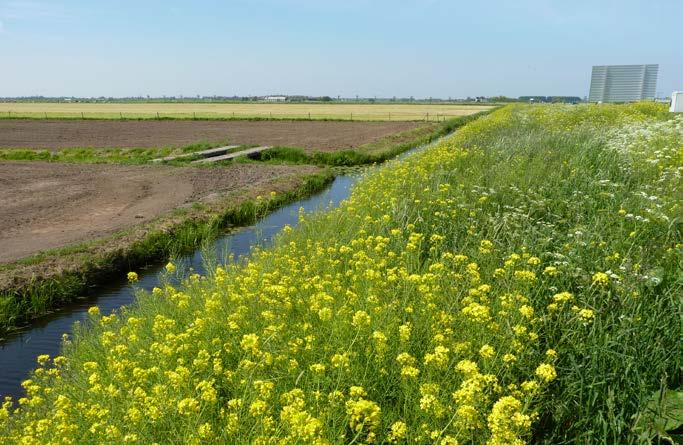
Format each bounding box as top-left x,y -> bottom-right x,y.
1,104 -> 681,444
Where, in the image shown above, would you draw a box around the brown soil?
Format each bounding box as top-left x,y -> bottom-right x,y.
0,120 -> 425,152
0,161 -> 319,263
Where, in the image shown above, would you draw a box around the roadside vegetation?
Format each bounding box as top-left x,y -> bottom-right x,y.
2,103 -> 680,443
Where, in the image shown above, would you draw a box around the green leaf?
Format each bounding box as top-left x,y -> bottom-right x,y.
634,389 -> 683,443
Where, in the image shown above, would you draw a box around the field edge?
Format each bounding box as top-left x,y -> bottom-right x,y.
0,170 -> 334,336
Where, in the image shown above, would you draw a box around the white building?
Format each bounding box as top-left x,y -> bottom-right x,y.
264,96 -> 287,102
588,64 -> 658,103
670,92 -> 683,112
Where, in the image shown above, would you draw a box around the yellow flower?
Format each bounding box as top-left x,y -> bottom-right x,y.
127,271 -> 138,282
331,353 -> 350,370
345,398 -> 381,435
388,421 -> 407,442
351,310 -> 371,328
399,323 -> 411,342
318,307 -> 332,321
552,291 -> 573,303
425,345 -> 450,368
535,363 -> 557,383
487,396 -> 530,444
513,270 -> 537,283
479,239 -> 494,254
165,262 -> 176,273
196,380 -> 218,403
240,333 -> 260,354
503,353 -> 517,363
521,380 -> 540,394
401,366 -> 420,378
543,266 -> 558,276
87,306 -> 100,317
479,344 -> 495,359
579,308 -> 595,323
198,423 -> 213,439
177,398 -> 199,415
349,386 -> 366,398
592,272 -> 610,286
519,305 -> 534,319
455,359 -> 479,376
462,302 -> 491,323
249,399 -> 268,417
309,363 -> 326,374
455,404 -> 480,430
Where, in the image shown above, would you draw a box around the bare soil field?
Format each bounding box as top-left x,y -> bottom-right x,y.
0,162 -> 319,263
0,120 -> 425,152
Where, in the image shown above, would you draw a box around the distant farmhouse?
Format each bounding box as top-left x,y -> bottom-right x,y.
519,96 -> 582,104
263,96 -> 287,102
588,64 -> 658,103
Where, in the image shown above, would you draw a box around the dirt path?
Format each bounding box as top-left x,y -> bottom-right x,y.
0,120 -> 425,151
0,162 -> 319,263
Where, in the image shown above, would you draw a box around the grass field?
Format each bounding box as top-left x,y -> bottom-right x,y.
0,102 -> 492,121
1,103 -> 681,444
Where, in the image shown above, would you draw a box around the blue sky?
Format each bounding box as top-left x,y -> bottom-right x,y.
0,0 -> 680,98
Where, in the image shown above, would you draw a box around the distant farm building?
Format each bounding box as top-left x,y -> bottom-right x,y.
519,96 -> 582,104
671,92 -> 683,113
588,64 -> 658,103
264,96 -> 287,102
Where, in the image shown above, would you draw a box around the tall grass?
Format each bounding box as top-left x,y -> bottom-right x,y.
1,104 -> 680,444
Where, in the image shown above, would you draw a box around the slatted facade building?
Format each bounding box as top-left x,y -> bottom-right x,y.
588,64 -> 658,103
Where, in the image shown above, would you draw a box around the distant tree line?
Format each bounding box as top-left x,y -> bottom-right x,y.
0,95 -> 584,104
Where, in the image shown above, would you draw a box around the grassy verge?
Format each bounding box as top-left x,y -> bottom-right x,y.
0,171 -> 333,336
1,103 -> 679,443
0,141 -> 238,165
